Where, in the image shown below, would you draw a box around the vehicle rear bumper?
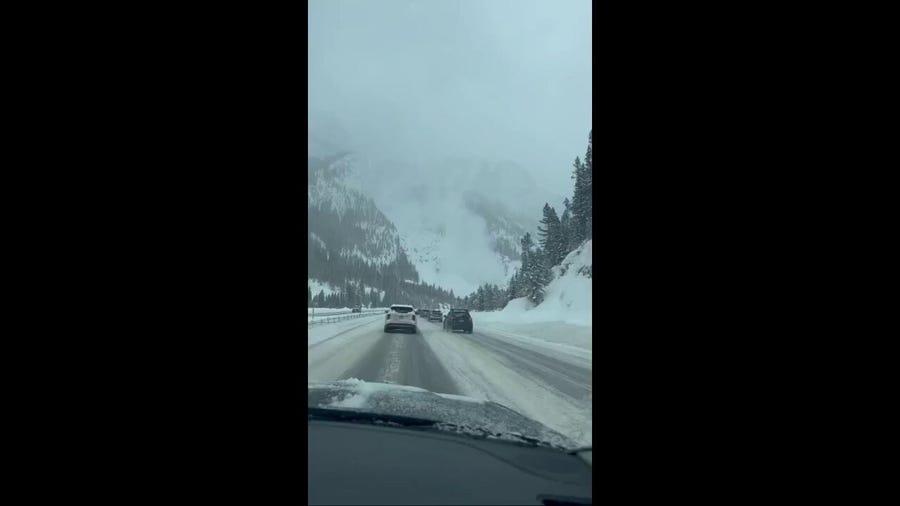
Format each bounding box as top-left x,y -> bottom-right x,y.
384,322 -> 417,332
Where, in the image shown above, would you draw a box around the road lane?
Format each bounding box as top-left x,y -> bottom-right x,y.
307,316 -> 592,445
456,330 -> 591,401
339,327 -> 461,395
309,318 -> 461,395
420,321 -> 593,446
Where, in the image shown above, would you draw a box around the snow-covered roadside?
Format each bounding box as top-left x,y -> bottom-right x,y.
473,321 -> 591,361
308,307 -> 388,316
308,317 -> 388,383
475,240 -> 592,327
308,313 -> 385,348
308,307 -> 388,324
423,330 -> 592,447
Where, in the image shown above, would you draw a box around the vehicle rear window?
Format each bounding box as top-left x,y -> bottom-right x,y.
391,306 -> 413,313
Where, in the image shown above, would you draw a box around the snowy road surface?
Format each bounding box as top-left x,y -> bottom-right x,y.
308,318 -> 592,446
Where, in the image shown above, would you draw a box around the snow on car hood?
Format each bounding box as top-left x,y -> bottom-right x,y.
307,378 -> 578,449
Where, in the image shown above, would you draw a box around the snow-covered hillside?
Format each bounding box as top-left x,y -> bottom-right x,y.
478,240 -> 592,326
338,155 -> 558,295
308,153 -> 401,266
308,118 -> 565,298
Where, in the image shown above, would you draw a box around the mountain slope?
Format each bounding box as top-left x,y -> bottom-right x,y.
309,152 -> 402,266
308,116 -> 564,298
340,156 -> 558,296
308,153 -> 461,308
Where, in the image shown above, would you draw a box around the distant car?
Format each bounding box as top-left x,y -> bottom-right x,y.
443,308 -> 473,333
352,305 -> 362,313
427,309 -> 443,322
384,304 -> 417,333
418,309 -> 428,317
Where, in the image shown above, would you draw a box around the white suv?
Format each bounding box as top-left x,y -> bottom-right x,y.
384,304 -> 417,333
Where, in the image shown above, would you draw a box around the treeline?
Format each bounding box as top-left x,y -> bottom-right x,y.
308,200 -> 401,265
457,283 -> 505,312
463,130 -> 592,309
308,231 -> 419,290
309,280 -> 384,308
308,278 -> 457,309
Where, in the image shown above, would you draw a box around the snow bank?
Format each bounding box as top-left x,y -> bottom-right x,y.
307,313 -> 385,348
422,332 -> 592,446
308,307 -> 354,316
306,307 -> 388,317
479,240 -> 592,327
472,322 -> 592,356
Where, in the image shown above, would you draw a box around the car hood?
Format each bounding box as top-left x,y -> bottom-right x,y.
307,379 -> 578,450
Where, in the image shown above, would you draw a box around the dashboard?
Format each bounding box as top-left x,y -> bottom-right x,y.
308,420 -> 592,505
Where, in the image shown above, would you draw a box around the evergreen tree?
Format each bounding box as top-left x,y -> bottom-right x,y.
536,203 -> 553,249
538,203 -> 565,267
484,284 -> 495,310
520,232 -> 533,274
506,273 -> 519,303
584,130 -> 592,239
523,248 -> 553,305
357,280 -> 366,306
571,156 -> 589,244
560,197 -> 573,254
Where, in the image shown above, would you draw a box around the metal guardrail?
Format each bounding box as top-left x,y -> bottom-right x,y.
307,310 -> 385,326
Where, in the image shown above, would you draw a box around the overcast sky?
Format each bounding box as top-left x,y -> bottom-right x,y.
309,0 -> 591,197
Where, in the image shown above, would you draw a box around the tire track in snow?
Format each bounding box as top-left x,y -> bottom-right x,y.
421,325 -> 592,446
378,334 -> 404,384
462,330 -> 592,400
338,325 -> 461,395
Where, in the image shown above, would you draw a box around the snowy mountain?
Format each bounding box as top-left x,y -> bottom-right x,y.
308,152 -> 460,308
333,155 -> 560,296
308,152 -> 402,266
308,115 -> 565,298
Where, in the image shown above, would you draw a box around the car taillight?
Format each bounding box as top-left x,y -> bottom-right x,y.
412,315 -> 416,321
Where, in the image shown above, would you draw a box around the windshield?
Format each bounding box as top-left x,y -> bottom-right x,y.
308,0 -> 592,497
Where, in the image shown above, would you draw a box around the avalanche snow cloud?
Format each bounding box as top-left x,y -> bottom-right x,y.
309,152 -> 535,296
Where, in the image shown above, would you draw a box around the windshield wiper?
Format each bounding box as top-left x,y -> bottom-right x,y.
308,406 -> 438,427
309,407 -> 567,451
427,422 -> 567,450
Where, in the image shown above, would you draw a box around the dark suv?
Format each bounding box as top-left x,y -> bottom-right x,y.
427,309 -> 443,322
443,309 -> 473,333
